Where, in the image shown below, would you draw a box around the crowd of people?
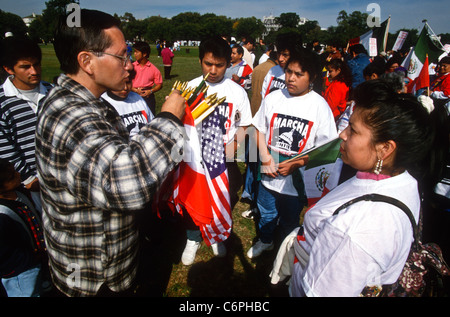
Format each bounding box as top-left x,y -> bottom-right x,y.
0,8 -> 449,298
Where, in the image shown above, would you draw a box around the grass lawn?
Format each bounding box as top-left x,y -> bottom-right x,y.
40,44 -> 286,297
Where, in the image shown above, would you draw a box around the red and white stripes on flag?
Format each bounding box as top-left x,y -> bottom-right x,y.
173,105 -> 232,246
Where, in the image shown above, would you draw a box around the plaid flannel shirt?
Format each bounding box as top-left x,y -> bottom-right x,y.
35,74 -> 184,296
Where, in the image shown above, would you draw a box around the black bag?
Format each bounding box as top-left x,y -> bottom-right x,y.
333,193 -> 450,297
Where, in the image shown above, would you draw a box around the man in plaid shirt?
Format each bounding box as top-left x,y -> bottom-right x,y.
35,9 -> 186,296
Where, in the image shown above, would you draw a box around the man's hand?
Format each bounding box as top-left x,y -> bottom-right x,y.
161,90 -> 186,120
140,89 -> 153,98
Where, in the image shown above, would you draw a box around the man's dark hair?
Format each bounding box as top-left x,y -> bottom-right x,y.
233,45 -> 244,57
244,37 -> 255,45
199,36 -> 231,65
133,41 -> 151,57
53,9 -> 121,75
349,44 -> 367,56
363,62 -> 384,78
0,37 -> 42,70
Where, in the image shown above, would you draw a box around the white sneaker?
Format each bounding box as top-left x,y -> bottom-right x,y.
246,240 -> 274,259
211,242 -> 226,257
241,208 -> 258,220
181,239 -> 201,265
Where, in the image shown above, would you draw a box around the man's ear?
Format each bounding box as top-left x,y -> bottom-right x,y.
77,51 -> 94,75
3,65 -> 14,76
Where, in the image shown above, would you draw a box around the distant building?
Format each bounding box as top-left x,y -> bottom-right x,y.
298,17 -> 309,26
262,15 -> 280,38
23,13 -> 38,27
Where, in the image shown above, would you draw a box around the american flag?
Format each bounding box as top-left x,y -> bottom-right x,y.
197,105 -> 232,244
170,104 -> 232,246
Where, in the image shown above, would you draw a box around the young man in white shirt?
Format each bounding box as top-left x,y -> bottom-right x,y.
181,36 -> 253,265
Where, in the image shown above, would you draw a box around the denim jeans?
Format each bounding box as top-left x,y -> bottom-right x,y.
241,161 -> 260,203
257,183 -> 304,244
2,264 -> 42,297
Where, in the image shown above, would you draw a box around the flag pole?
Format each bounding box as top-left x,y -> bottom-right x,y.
423,20 -> 445,50
383,15 -> 391,53
426,54 -> 430,96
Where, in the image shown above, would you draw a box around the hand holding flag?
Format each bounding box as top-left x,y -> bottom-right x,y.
170,73 -> 226,125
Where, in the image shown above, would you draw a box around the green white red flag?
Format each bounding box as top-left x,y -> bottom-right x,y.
300,138 -> 343,206
402,25 -> 445,94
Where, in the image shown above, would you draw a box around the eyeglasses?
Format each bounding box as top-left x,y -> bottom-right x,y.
89,50 -> 131,67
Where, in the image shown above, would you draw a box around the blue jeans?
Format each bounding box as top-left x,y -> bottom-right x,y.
241,161 -> 259,203
2,264 -> 42,297
257,183 -> 304,244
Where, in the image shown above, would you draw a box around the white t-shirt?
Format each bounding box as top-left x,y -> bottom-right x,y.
261,65 -> 286,98
252,89 -> 337,196
101,91 -> 154,137
291,171 -> 420,297
242,46 -> 255,69
188,76 -> 252,145
258,53 -> 269,65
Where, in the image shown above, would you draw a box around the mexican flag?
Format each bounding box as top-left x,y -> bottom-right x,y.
408,55 -> 429,94
301,138 -> 343,206
402,25 -> 445,93
349,17 -> 390,55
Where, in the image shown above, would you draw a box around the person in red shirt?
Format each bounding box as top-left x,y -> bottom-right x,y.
431,56 -> 450,99
322,58 -> 352,120
132,41 -> 163,115
161,42 -> 175,80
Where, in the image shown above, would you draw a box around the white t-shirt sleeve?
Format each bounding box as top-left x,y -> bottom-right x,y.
251,96 -> 269,134
236,88 -> 252,127
313,98 -> 339,145
261,70 -> 273,99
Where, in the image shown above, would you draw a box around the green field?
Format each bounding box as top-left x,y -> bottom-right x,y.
40,44 -> 285,297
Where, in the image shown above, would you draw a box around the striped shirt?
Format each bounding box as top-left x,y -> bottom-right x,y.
35,74 -> 184,296
0,78 -> 52,184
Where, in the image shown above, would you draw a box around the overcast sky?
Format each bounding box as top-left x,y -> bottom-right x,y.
1,0 -> 447,35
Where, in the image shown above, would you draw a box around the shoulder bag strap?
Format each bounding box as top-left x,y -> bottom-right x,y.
332,193 -> 419,246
